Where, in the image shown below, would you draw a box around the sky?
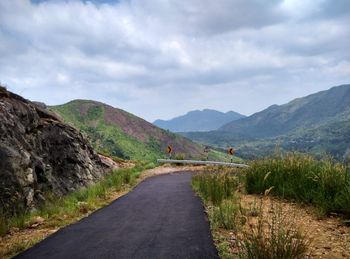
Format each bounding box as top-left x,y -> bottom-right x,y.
0,0 -> 350,122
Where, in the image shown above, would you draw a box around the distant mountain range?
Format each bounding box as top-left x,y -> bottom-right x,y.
153,109 -> 245,132
50,100 -> 207,161
182,84 -> 350,160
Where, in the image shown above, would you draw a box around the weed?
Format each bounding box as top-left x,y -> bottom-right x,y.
246,199 -> 260,217
238,202 -> 309,259
209,199 -> 242,231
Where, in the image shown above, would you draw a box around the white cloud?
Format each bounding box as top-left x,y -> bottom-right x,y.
0,0 -> 349,121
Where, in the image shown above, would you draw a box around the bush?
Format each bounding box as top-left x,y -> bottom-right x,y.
244,153 -> 350,216
174,153 -> 185,160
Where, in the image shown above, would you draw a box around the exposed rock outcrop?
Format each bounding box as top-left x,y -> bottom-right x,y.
0,87 -> 111,214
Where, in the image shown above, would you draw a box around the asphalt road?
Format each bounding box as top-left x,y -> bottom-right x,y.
16,172 -> 219,259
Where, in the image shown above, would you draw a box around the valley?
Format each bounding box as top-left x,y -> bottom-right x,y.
180,84 -> 350,160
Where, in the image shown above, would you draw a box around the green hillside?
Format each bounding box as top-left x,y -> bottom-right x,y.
182,84 -> 350,160
220,84 -> 350,138
50,100 -> 206,161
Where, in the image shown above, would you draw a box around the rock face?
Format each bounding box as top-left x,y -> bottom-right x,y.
0,87 -> 111,214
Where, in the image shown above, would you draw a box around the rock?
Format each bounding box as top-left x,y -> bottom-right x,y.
98,154 -> 119,170
0,88 -> 112,214
32,216 -> 45,224
30,216 -> 45,228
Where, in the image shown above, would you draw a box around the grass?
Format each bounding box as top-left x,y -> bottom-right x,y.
192,172 -> 239,206
209,199 -> 242,231
0,162 -> 155,237
244,153 -> 350,217
192,171 -> 310,259
238,202 -> 309,259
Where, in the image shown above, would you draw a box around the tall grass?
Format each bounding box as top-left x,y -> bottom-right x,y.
244,153 -> 350,216
193,172 -> 242,233
209,199 -> 242,231
192,172 -> 239,206
0,163 -> 154,237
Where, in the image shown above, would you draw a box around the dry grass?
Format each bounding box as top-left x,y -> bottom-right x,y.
193,171 -> 311,259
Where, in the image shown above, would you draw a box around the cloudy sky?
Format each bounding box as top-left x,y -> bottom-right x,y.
1,0 -> 349,121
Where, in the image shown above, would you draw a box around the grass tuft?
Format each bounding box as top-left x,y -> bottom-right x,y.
238,202 -> 309,259
192,172 -> 239,206
209,199 -> 242,231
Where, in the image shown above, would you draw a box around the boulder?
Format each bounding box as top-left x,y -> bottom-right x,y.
0,86 -> 111,214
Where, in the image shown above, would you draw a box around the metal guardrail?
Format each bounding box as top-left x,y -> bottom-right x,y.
157,159 -> 249,168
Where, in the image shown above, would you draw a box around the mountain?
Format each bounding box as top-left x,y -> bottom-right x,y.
154,109 -> 245,132
182,84 -> 350,159
220,84 -> 350,138
0,87 -> 111,214
50,100 -> 205,161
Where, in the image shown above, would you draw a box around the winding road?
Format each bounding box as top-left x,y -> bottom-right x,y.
16,172 -> 219,259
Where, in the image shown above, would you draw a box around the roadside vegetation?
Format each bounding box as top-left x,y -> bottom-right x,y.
0,162 -> 155,257
244,153 -> 350,217
193,152 -> 350,258
192,170 -> 310,259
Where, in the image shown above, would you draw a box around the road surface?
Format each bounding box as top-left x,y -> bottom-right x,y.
16,172 -> 219,259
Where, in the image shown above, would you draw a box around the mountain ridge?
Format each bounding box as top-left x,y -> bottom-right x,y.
154,109 -> 245,132
182,84 -> 350,159
219,84 -> 350,138
50,100 -> 206,161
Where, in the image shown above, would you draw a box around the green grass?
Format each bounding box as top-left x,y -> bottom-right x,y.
50,101 -> 211,162
192,172 -> 239,206
50,101 -> 164,161
209,199 -> 242,231
192,172 -> 243,257
244,153 -> 350,217
0,162 -> 155,237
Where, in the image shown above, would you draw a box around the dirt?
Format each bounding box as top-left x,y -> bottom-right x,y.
237,194 -> 350,258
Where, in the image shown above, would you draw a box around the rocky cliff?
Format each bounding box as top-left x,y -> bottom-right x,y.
0,87 -> 111,214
